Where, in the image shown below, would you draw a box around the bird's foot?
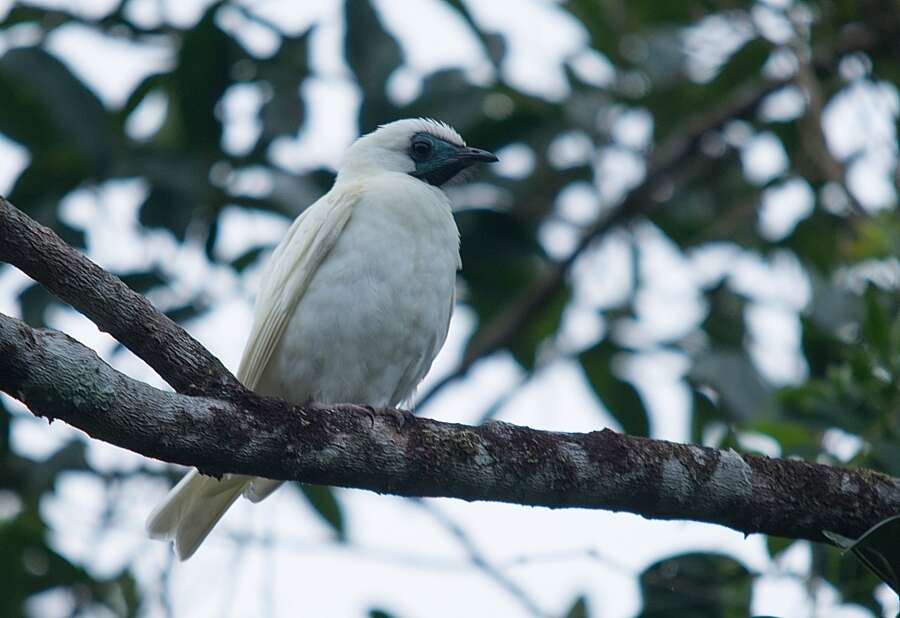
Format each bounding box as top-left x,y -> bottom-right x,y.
334,403 -> 377,427
325,403 -> 409,430
379,407 -> 409,431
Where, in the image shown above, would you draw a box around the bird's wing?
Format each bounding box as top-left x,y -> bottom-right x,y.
237,186 -> 360,389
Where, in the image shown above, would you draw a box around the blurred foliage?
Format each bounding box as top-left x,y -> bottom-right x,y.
826,514 -> 900,598
638,553 -> 752,618
0,0 -> 898,615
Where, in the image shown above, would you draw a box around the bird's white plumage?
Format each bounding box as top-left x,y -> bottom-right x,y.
146,119 -> 465,560
237,187 -> 359,390
384,118 -> 465,147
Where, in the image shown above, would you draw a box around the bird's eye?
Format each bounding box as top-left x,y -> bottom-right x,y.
411,139 -> 432,159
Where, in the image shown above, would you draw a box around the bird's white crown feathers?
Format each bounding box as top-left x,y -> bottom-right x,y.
377,118 -> 465,147
337,118 -> 465,180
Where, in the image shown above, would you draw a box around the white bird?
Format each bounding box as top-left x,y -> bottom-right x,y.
145,118 -> 497,560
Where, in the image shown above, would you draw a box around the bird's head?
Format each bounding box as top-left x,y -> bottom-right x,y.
339,118 -> 498,186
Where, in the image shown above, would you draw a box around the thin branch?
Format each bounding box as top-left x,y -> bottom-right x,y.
410,498 -> 548,618
789,17 -> 867,216
0,310 -> 897,544
0,197 -> 244,397
416,35 -> 883,408
416,76 -> 784,409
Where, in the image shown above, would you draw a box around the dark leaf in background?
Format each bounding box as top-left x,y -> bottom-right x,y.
747,418 -> 818,458
638,552 -> 752,618
257,30 -> 312,143
800,316 -> 848,379
642,36 -> 771,141
296,483 -> 346,542
17,283 -> 55,329
862,284 -> 891,362
0,510 -> 138,617
120,72 -> 166,124
399,69 -> 487,136
167,2 -> 245,150
0,47 -> 112,167
456,208 -> 543,322
690,350 -> 771,422
230,246 -> 268,272
765,535 -> 794,559
781,208 -> 847,273
508,284 -> 570,371
138,179 -> 199,240
164,301 -> 208,325
0,47 -> 113,246
119,269 -> 167,294
564,0 -> 627,62
368,610 -> 396,618
812,536 -> 886,614
700,282 -> 746,349
580,341 -> 650,436
689,387 -> 718,444
563,594 -> 590,618
344,0 -> 403,132
824,515 -> 900,594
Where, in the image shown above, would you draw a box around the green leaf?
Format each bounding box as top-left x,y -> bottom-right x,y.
822,515 -> 900,594
822,514 -> 900,604
139,183 -> 198,240
456,208 -> 544,360
580,342 -> 649,436
871,440 -> 900,478
0,47 -> 112,166
17,283 -> 54,328
689,387 -> 718,443
782,209 -> 848,274
700,282 -> 746,349
564,595 -> 589,618
0,509 -> 141,616
862,285 -> 890,361
257,30 -> 311,143
689,350 -> 771,422
120,72 -> 166,122
343,0 -> 403,132
297,484 -> 345,541
713,38 -> 771,94
639,552 -> 752,617
747,419 -> 818,457
809,541 -> 883,613
166,2 -> 245,149
118,270 -> 167,294
508,284 -> 569,370
765,536 -> 794,559
164,302 -> 207,325
230,246 -> 268,272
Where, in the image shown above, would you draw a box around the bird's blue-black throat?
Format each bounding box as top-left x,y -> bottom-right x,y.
408,132 -> 498,186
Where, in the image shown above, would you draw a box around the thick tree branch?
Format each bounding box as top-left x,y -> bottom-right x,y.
1,310 -> 898,544
0,197 -> 244,397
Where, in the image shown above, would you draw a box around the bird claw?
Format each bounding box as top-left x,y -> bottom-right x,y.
337,403 -> 377,427
381,407 -> 408,430
326,403 -> 408,430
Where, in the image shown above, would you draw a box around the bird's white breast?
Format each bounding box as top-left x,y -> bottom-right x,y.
258,173 -> 459,407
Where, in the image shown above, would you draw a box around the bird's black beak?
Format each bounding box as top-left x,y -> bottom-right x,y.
455,146 -> 498,164
411,144 -> 498,186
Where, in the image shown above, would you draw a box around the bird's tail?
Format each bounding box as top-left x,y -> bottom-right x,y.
145,470 -> 251,560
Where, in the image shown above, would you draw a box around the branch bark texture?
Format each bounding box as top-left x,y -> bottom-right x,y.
1,310 -> 898,544
1,192 -> 898,547
0,197 -> 243,396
